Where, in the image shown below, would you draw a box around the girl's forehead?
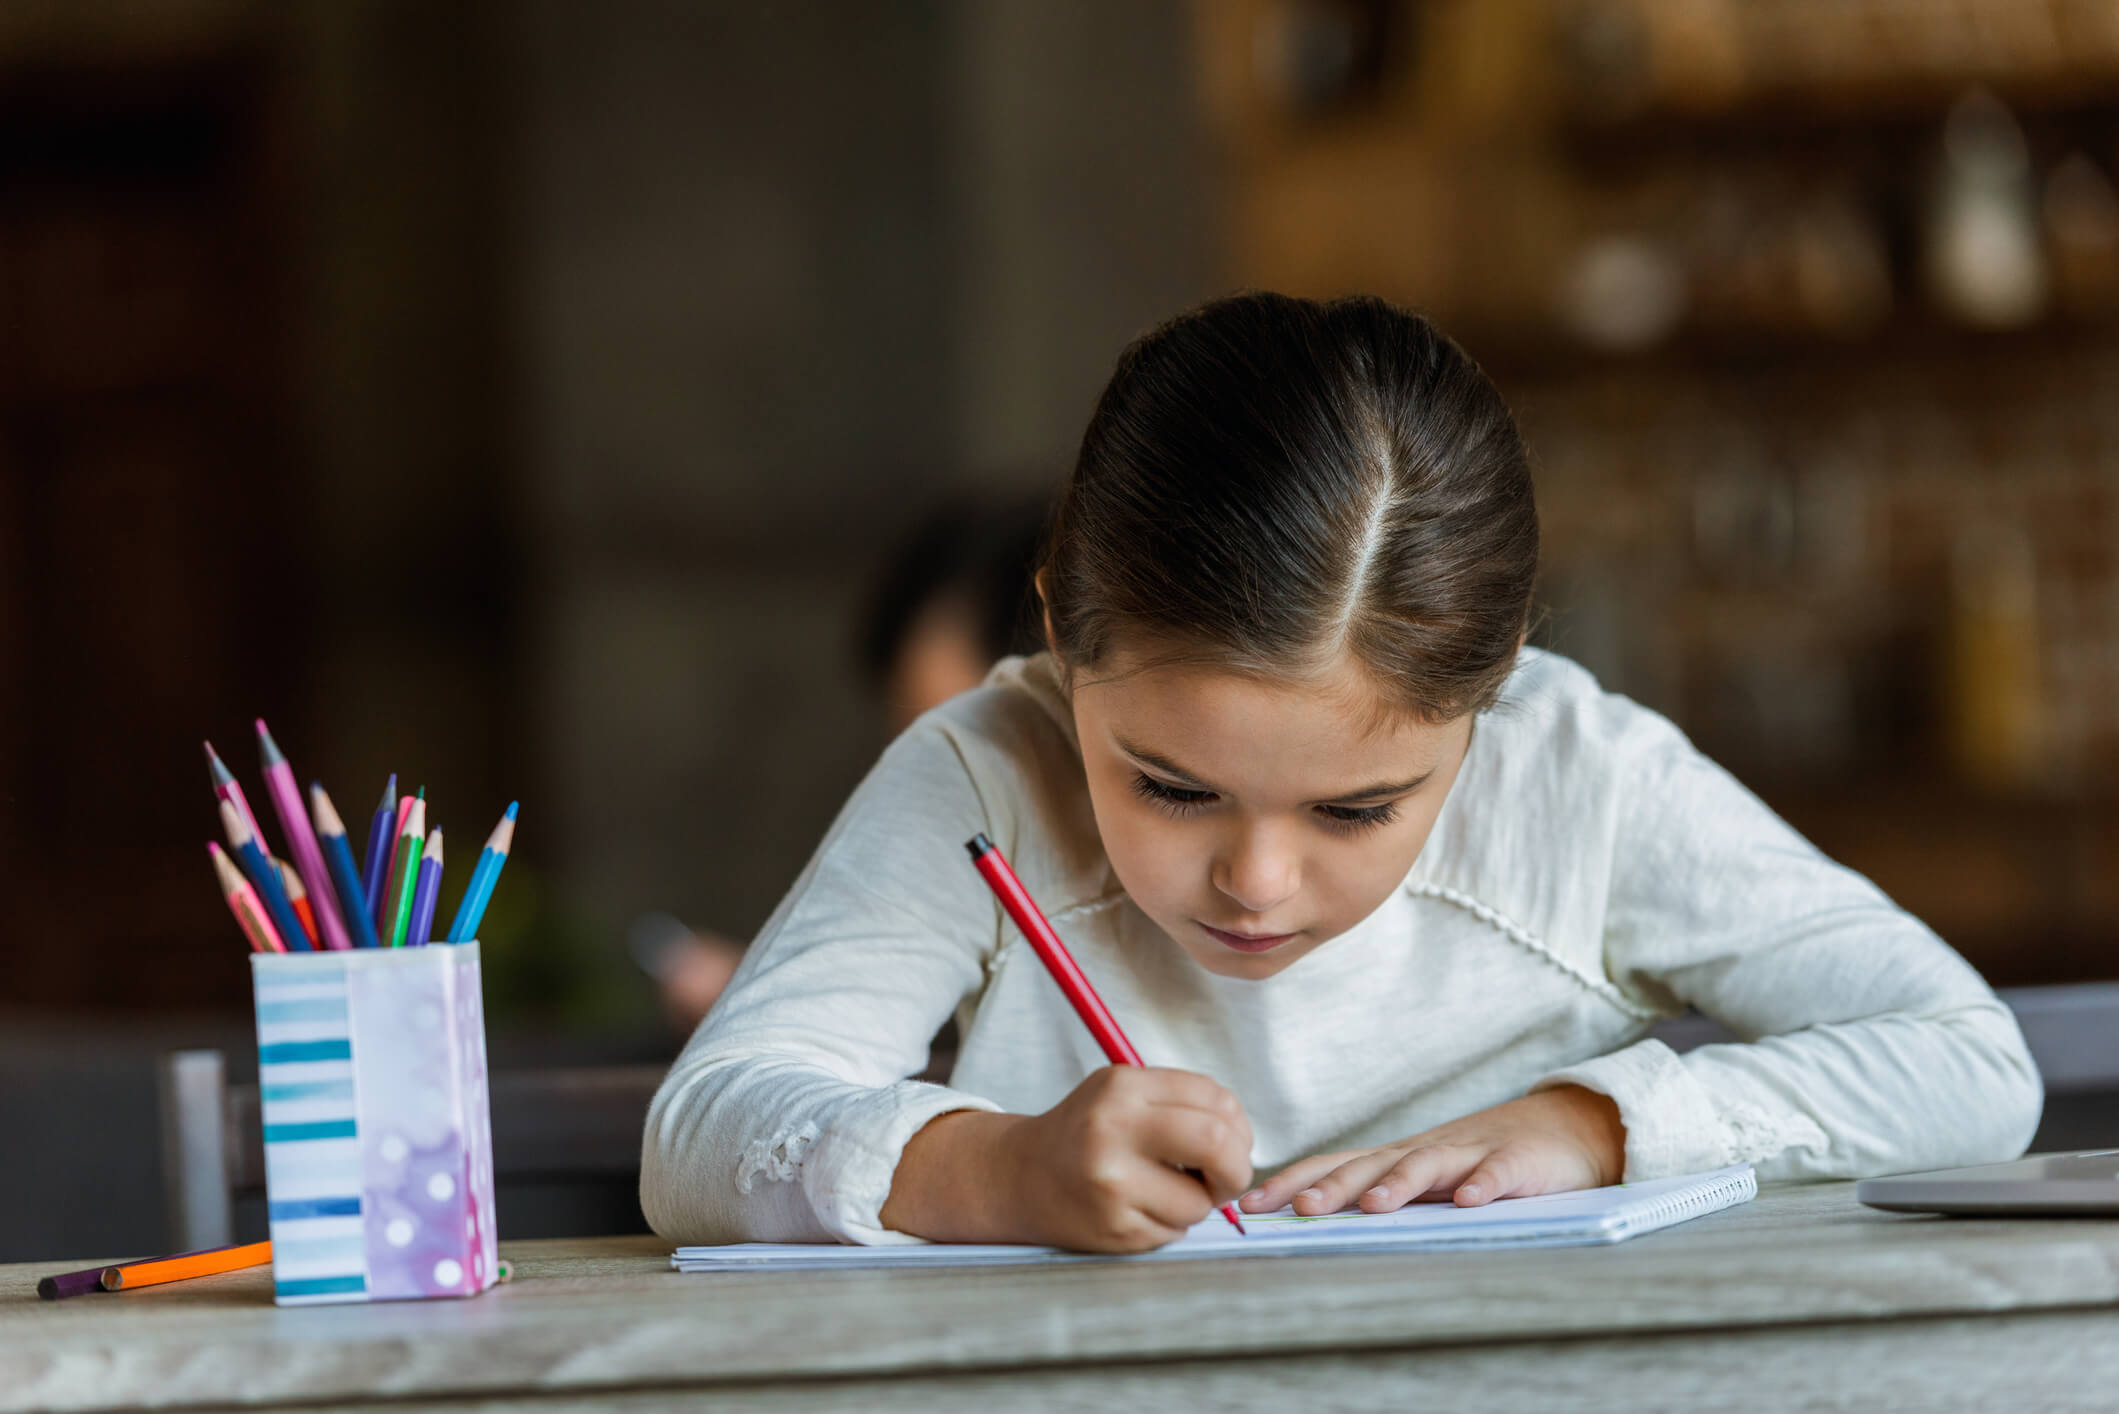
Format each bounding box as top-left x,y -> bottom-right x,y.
1075,650 -> 1463,778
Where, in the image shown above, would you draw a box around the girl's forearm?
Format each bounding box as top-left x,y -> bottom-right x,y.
879,1109 -> 1033,1242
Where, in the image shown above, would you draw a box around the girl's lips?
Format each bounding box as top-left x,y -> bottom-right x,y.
1199,922 -> 1299,953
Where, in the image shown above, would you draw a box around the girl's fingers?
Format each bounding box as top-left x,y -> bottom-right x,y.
1239,1150 -> 1361,1212
1138,1068 -> 1246,1124
1452,1145 -> 1535,1207
1142,1107 -> 1252,1202
1130,1158 -> 1223,1238
1291,1148 -> 1417,1216
1360,1145 -> 1481,1212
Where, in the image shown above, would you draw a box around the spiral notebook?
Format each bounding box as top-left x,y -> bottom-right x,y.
671,1163 -> 1756,1271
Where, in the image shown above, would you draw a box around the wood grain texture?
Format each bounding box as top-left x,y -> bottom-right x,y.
6,1181 -> 2119,1412
276,1310 -> 2119,1414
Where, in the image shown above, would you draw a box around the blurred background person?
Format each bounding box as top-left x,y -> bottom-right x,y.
629,493 -> 1052,1034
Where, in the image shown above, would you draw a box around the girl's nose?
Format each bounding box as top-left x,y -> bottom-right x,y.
1212,827 -> 1300,916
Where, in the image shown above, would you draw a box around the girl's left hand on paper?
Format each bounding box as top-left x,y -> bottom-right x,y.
1237,1085 -> 1626,1217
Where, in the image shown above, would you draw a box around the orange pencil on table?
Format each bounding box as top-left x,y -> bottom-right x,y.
101,1240 -> 273,1290
208,844 -> 287,954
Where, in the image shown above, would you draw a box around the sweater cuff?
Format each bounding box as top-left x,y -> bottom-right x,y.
799,1080 -> 1003,1245
1533,1037 -> 1730,1180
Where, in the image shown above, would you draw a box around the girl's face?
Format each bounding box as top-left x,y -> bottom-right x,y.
1064,646 -> 1474,981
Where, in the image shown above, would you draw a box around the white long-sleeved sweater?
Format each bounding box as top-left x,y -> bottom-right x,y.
641,648 -> 2042,1245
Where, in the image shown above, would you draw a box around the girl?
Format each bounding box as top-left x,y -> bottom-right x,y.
641,293 -> 2041,1253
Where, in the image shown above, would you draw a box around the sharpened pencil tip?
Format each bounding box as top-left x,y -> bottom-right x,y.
505,801 -> 519,819
255,719 -> 285,765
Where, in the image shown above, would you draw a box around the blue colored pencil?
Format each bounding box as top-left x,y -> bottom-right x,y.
446,801 -> 517,943
218,800 -> 312,951
407,829 -> 444,946
309,783 -> 383,949
359,773 -> 398,927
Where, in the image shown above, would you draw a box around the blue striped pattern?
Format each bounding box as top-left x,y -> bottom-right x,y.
254,957 -> 368,1305
275,1275 -> 367,1299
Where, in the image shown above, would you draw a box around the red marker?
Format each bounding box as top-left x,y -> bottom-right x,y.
965,832 -> 1246,1236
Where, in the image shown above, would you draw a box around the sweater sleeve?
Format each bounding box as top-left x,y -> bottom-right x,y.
639,715 -> 1010,1246
1533,714 -> 2043,1182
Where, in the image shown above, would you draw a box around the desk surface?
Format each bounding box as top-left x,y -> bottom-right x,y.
8,1180 -> 2119,1414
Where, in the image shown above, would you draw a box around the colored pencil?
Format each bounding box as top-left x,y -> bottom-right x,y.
407,828 -> 444,946
254,720 -> 354,952
208,843 -> 286,954
218,802 -> 309,952
965,833 -> 1247,1236
375,793 -> 414,933
100,1240 -> 273,1290
359,772 -> 398,925
278,860 -> 320,948
37,1266 -> 112,1300
383,795 -> 427,948
204,740 -> 268,860
311,783 -> 383,949
446,801 -> 517,943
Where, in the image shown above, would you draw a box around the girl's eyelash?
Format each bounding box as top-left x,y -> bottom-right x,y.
1128,773 -> 1399,833
1130,773 -> 1212,814
1318,800 -> 1398,832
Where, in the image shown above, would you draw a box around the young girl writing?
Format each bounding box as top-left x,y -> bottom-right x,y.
642,292 -> 2041,1252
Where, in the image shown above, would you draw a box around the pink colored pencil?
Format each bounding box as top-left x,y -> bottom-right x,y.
208,843 -> 287,954
254,720 -> 354,952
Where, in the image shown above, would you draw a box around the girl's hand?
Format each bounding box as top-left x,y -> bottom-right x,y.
1238,1086 -> 1625,1216
1010,1066 -> 1254,1252
882,1066 -> 1253,1253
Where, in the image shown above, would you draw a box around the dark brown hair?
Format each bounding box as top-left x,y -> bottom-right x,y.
1038,292 -> 1538,723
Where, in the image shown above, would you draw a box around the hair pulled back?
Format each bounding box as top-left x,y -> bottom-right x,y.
1039,292 -> 1538,722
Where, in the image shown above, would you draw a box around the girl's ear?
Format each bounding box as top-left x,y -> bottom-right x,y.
1033,568 -> 1062,664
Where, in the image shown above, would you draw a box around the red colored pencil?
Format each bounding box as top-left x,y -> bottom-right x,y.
964,833 -> 1245,1236
277,859 -> 320,948
208,843 -> 287,954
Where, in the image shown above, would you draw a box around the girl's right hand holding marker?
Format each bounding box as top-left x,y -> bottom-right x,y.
882,1066 -> 1253,1253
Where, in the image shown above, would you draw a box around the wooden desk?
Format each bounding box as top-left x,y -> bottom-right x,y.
7,1180 -> 2118,1413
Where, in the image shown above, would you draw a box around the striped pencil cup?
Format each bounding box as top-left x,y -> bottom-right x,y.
251,944 -> 499,1306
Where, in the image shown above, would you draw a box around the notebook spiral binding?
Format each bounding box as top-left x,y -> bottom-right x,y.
1615,1165 -> 1758,1239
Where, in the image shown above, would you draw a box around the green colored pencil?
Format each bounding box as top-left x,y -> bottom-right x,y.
383,794 -> 427,948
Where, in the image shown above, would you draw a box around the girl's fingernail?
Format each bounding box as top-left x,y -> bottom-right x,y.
1365,1185 -> 1390,1200
1459,1183 -> 1484,1201
1297,1187 -> 1323,1205
1241,1189 -> 1264,1204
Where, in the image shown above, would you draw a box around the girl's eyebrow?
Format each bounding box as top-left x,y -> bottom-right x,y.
1113,735 -> 1434,803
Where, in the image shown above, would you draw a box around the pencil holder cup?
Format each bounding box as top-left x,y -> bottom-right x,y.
250,943 -> 499,1307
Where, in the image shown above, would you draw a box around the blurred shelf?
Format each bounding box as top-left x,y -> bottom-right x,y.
1469,309 -> 2119,384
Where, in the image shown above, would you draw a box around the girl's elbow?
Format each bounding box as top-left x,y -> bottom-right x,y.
1951,1011 -> 2045,1164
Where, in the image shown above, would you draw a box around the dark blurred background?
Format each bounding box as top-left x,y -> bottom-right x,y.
5,0 -> 2117,1263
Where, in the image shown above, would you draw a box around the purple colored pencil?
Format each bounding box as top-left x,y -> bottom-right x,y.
37,1266 -> 112,1301
359,772 -> 398,924
254,721 -> 353,952
407,829 -> 444,946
